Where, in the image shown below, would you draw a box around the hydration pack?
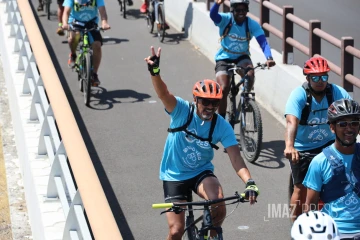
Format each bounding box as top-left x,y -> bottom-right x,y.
167,103 -> 219,150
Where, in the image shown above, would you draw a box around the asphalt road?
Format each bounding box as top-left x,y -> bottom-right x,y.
27,0 -> 358,239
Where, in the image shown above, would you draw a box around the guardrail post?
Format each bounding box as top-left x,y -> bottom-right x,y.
309,20 -> 321,58
341,37 -> 354,93
260,0 -> 270,37
282,6 -> 293,64
206,0 -> 214,11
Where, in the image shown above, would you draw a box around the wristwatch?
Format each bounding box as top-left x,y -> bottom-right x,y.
267,56 -> 273,61
246,179 -> 256,187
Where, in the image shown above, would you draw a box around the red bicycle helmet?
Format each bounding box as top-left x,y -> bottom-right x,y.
192,79 -> 223,99
303,56 -> 330,75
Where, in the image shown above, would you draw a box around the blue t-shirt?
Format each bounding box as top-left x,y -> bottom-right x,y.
303,144 -> 360,234
63,0 -> 105,23
214,14 -> 264,61
284,84 -> 351,151
160,97 -> 238,181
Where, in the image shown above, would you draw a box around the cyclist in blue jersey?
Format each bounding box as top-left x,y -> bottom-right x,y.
303,99 -> 360,239
144,46 -> 259,240
62,0 -> 110,86
284,57 -> 351,222
210,0 -> 275,119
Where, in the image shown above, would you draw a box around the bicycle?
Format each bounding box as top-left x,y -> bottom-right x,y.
222,62 -> 267,163
152,192 -> 248,240
145,0 -> 166,42
118,0 -> 126,19
70,21 -> 102,106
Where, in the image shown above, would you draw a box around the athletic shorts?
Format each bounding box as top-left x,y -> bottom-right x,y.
290,140 -> 334,185
69,21 -> 103,45
215,55 -> 252,77
163,170 -> 217,203
57,0 -> 64,5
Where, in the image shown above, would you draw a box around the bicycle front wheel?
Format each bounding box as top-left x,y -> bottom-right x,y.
82,53 -> 92,106
238,99 -> 263,162
182,225 -> 198,240
146,11 -> 154,33
156,3 -> 165,42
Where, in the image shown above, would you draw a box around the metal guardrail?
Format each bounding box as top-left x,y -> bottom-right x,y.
4,0 -> 122,239
205,0 -> 360,93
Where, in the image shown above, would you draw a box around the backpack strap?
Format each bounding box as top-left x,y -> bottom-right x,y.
207,114 -> 218,150
220,17 -> 233,42
299,82 -> 312,125
299,83 -> 333,125
167,103 -> 194,133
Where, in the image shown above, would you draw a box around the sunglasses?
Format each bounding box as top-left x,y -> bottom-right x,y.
233,8 -> 248,13
336,121 -> 360,128
310,75 -> 329,83
198,98 -> 220,107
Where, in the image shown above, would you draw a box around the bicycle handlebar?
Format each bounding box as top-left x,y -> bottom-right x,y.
152,192 -> 248,209
222,62 -> 267,75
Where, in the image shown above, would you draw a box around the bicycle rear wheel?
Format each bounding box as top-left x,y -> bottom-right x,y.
146,11 -> 154,33
82,53 -> 92,106
46,0 -> 51,20
156,3 -> 165,42
238,99 -> 263,162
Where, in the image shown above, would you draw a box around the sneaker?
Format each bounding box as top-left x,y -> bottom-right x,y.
37,4 -> 43,11
56,27 -> 65,36
92,73 -> 101,87
68,53 -> 77,68
127,0 -> 133,6
140,2 -> 148,13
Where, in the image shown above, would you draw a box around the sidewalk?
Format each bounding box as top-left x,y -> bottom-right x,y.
0,45 -> 32,239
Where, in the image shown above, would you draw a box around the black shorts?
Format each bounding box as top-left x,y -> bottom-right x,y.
290,140 -> 334,185
57,0 -> 64,4
163,170 -> 217,203
215,55 -> 252,77
70,21 -> 103,45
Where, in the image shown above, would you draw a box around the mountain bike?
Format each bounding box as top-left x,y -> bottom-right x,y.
145,0 -> 166,42
152,192 -> 248,240
71,22 -> 102,106
222,62 -> 266,163
118,0 -> 126,18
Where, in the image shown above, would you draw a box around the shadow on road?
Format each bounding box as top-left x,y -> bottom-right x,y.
31,1 -> 135,238
88,87 -> 152,110
252,140 -> 287,169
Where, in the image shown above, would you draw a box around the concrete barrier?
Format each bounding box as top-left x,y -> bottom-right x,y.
165,0 -> 305,126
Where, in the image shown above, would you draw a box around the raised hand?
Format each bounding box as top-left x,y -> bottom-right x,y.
144,46 -> 161,76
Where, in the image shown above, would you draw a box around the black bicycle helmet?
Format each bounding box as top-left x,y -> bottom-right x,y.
230,0 -> 249,7
327,98 -> 360,123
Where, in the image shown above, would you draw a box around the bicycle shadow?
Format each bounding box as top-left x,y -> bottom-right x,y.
161,33 -> 187,45
60,37 -> 128,45
121,9 -> 147,20
251,140 -> 287,169
87,87 -> 152,110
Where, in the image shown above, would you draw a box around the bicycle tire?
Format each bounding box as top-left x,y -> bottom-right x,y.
122,0 -> 126,19
46,0 -> 51,20
156,3 -> 165,42
83,52 -> 92,106
238,99 -> 263,162
182,225 -> 198,240
227,80 -> 238,129
147,11 -> 154,33
77,64 -> 83,92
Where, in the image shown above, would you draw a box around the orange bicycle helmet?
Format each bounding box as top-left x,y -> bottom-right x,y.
192,79 -> 223,99
303,56 -> 330,75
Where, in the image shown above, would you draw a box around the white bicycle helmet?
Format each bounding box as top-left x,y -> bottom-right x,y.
230,0 -> 249,7
291,211 -> 340,240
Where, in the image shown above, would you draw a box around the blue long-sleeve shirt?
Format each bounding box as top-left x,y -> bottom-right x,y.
210,3 -> 272,60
